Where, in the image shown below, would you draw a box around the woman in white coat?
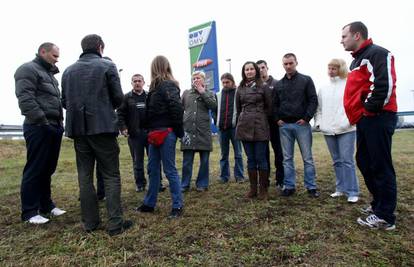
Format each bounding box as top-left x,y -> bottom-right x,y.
315,59 -> 359,203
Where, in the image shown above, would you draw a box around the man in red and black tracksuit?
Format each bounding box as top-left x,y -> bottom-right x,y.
341,21 -> 398,230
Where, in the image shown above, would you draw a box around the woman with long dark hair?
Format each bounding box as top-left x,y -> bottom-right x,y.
235,61 -> 272,200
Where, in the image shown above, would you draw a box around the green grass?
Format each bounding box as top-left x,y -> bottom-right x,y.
0,131 -> 413,266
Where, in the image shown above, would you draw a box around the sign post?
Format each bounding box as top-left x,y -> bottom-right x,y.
188,21 -> 219,93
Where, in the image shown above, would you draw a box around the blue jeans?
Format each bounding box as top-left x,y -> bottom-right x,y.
218,128 -> 244,182
143,132 -> 183,209
241,141 -> 268,171
181,150 -> 210,189
324,131 -> 359,197
279,122 -> 317,190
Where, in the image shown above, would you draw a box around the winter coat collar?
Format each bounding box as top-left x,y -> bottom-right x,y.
79,50 -> 102,58
351,38 -> 373,58
33,55 -> 59,74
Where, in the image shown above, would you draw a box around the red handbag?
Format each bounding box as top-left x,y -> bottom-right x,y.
147,128 -> 172,147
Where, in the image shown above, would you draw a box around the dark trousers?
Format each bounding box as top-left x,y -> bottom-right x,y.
356,112 -> 397,224
128,131 -> 163,190
266,120 -> 284,185
21,124 -> 63,221
242,141 -> 269,171
74,134 -> 123,231
96,164 -> 105,199
128,132 -> 148,188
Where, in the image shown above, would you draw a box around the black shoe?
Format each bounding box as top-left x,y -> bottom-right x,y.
219,179 -> 228,184
136,204 -> 155,213
181,187 -> 189,193
159,185 -> 166,192
85,222 -> 101,233
97,195 -> 105,201
196,187 -> 208,192
235,177 -> 245,184
281,188 -> 295,197
275,182 -> 283,189
168,208 -> 183,219
307,189 -> 320,198
107,220 -> 133,236
136,186 -> 145,192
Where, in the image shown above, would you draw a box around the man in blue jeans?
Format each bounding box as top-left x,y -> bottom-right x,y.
213,73 -> 244,183
272,53 -> 319,197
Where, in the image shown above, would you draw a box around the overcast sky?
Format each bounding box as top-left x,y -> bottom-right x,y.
1,0 -> 413,124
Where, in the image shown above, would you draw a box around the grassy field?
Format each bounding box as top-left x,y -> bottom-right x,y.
0,130 -> 413,266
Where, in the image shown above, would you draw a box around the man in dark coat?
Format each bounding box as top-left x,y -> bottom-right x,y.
257,60 -> 284,189
15,42 -> 66,224
62,34 -> 132,236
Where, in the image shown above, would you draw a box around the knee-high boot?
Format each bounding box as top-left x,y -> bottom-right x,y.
258,170 -> 269,200
246,170 -> 258,198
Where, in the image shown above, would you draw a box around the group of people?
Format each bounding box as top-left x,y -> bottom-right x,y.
14,21 -> 398,236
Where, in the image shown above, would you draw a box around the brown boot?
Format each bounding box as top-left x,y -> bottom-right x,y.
257,170 -> 269,200
246,170 -> 258,198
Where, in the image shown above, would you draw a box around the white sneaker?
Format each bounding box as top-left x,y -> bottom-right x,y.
347,196 -> 359,203
330,192 -> 344,198
26,215 -> 49,224
357,214 -> 395,230
50,207 -> 66,217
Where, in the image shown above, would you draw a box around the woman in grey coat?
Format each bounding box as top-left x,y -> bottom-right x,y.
181,71 -> 217,192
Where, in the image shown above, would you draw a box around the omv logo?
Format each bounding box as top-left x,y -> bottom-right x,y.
188,26 -> 211,48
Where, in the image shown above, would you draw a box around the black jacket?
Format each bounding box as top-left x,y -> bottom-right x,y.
15,56 -> 63,125
145,80 -> 184,137
61,52 -> 124,138
272,72 -> 318,123
117,90 -> 147,137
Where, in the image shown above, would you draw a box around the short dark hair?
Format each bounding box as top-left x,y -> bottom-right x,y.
283,53 -> 297,61
220,72 -> 235,84
37,42 -> 56,53
131,74 -> 144,81
256,60 -> 267,66
81,34 -> 105,52
343,21 -> 368,40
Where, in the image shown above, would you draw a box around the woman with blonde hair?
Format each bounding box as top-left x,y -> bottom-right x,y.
315,58 -> 359,203
181,70 -> 217,192
136,55 -> 184,218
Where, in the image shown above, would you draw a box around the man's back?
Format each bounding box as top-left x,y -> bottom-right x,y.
62,53 -> 123,137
